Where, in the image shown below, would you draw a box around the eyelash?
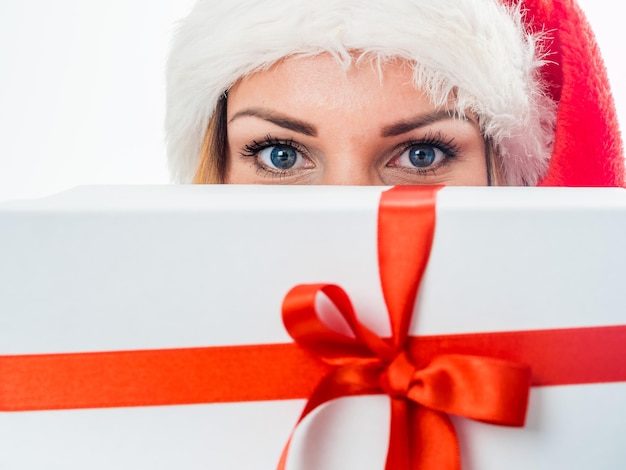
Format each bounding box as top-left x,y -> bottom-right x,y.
239,134 -> 308,177
391,131 -> 461,175
238,134 -> 301,176
238,131 -> 462,177
239,135 -> 303,158
405,131 -> 460,158
387,130 -> 462,177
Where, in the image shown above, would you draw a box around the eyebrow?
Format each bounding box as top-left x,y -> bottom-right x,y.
380,110 -> 464,137
228,108 -> 317,136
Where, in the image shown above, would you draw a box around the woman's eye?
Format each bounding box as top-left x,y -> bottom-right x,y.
258,145 -> 303,170
396,145 -> 446,168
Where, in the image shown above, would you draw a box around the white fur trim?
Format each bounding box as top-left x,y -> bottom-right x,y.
166,0 -> 556,185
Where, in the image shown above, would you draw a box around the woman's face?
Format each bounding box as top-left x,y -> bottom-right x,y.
225,54 -> 488,185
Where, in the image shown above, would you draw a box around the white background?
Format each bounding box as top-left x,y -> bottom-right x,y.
0,0 -> 624,202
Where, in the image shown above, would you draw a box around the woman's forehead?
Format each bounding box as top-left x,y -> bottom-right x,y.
228,54 -> 440,119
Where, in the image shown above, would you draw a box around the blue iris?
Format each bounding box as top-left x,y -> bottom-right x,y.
408,146 -> 436,167
270,145 -> 297,169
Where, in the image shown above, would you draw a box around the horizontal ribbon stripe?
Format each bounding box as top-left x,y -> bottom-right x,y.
0,343 -> 325,411
2,325 -> 625,412
409,325 -> 626,386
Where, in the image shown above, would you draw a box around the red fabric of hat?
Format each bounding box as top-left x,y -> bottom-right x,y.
515,0 -> 624,187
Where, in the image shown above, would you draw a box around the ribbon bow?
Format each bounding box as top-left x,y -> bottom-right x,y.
278,186 -> 531,469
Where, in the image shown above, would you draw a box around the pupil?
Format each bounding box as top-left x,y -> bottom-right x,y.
270,146 -> 297,169
409,146 -> 436,167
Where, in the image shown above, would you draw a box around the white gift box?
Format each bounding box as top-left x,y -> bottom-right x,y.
1,185 -> 625,470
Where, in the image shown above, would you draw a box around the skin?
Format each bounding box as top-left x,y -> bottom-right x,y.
225,54 -> 488,186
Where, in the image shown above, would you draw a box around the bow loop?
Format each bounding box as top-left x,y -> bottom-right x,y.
378,351 -> 531,428
405,354 -> 531,426
283,283 -> 395,365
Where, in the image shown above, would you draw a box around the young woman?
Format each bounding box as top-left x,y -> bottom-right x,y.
165,0 -> 624,187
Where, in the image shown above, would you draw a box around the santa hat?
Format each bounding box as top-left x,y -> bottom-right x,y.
165,0 -> 624,186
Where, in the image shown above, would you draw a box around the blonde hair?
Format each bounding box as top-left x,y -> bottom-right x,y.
193,96 -> 227,184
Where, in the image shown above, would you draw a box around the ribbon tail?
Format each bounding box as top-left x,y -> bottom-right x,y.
410,406 -> 461,470
385,397 -> 411,470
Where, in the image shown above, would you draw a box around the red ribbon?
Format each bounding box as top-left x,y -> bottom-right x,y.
3,327 -> 625,410
277,186 -> 531,469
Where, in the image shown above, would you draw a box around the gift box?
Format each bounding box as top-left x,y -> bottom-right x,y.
1,185 -> 625,469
